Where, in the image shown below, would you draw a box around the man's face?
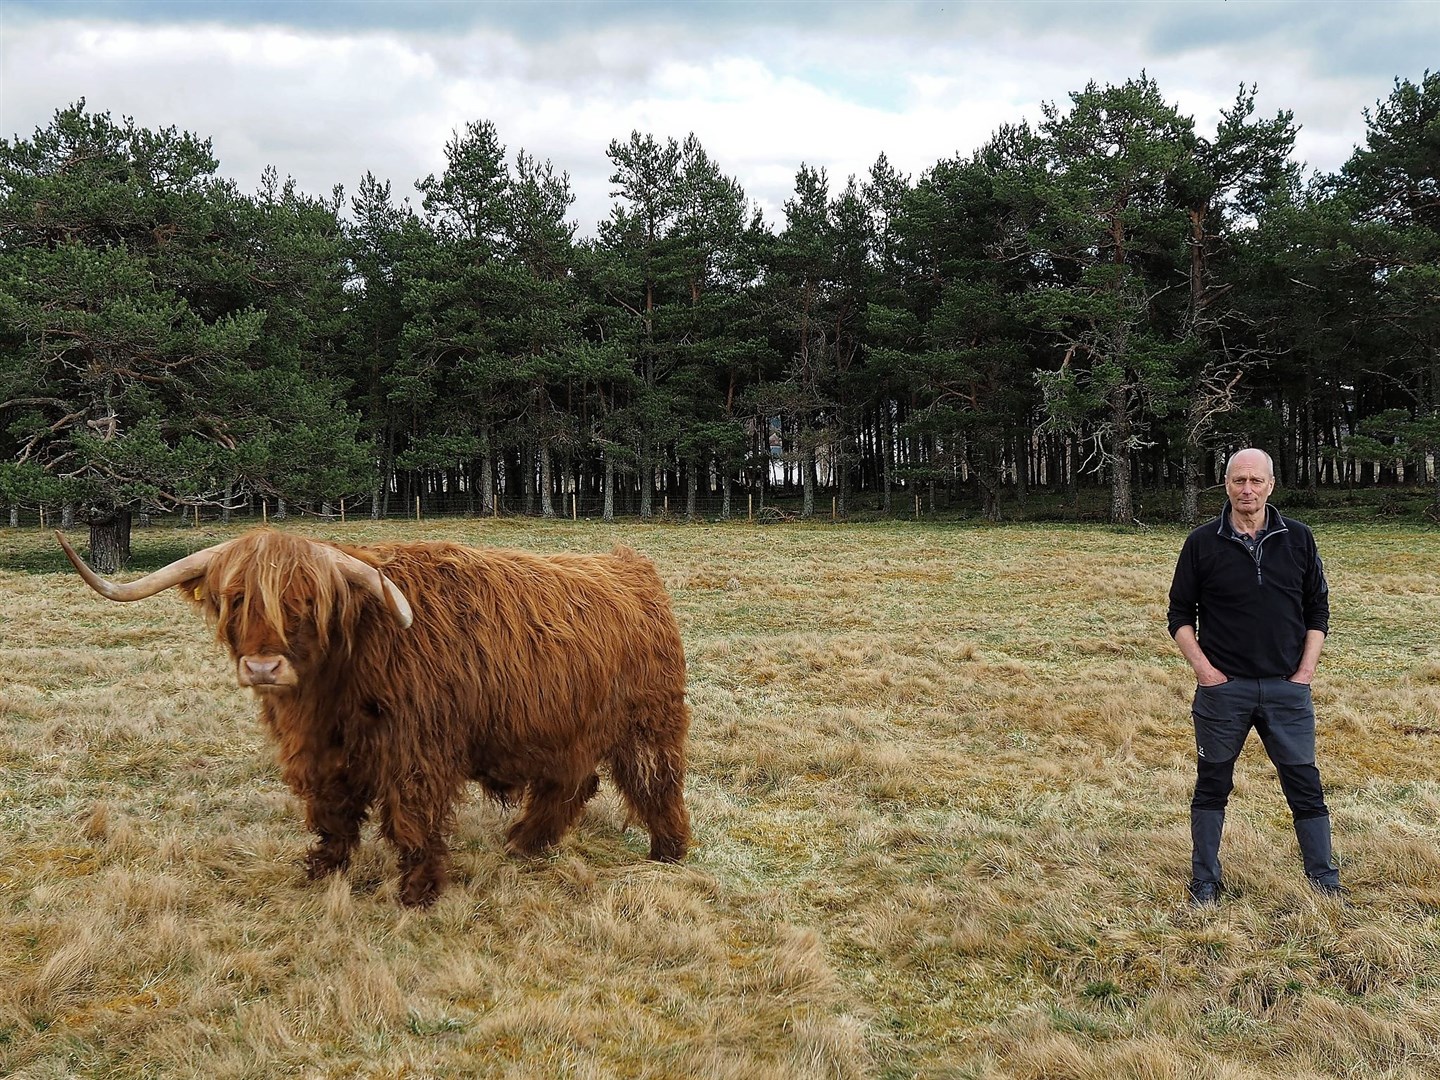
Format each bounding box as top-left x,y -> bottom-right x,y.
1225,454 -> 1275,518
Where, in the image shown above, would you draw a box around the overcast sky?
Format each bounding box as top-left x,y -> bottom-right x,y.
2,1 -> 1435,232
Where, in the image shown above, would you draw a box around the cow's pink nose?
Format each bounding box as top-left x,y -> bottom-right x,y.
242,657 -> 283,682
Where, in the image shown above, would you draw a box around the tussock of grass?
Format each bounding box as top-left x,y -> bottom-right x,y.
2,519 -> 1440,1078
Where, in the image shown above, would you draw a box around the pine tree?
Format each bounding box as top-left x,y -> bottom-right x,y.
1168,85 -> 1301,521
398,121 -> 515,513
600,132 -> 685,516
0,102 -> 367,568
1030,75 -> 1194,523
1338,72 -> 1440,503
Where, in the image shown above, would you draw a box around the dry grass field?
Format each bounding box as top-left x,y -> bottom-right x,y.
2,516 -> 1439,1079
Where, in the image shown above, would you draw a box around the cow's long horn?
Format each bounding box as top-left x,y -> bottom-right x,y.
55,531 -> 228,602
325,547 -> 414,629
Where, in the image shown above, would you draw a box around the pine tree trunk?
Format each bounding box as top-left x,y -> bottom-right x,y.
801,441 -> 816,518
88,510 -> 132,574
481,451 -> 495,517
881,418 -> 892,515
1110,457 -> 1133,525
603,455 -> 615,522
1109,386 -> 1133,524
977,451 -> 1002,521
639,459 -> 653,518
379,429 -> 394,518
540,444 -> 555,518
1182,442 -> 1202,527
1014,433 -> 1028,506
1067,433 -> 1080,508
522,445 -> 536,515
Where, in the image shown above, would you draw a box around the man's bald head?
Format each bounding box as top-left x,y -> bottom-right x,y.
1226,448 -> 1275,481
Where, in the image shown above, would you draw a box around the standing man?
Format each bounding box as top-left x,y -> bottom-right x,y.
1167,448 -> 1342,905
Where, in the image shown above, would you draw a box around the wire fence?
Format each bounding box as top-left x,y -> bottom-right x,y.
2,488 -> 971,531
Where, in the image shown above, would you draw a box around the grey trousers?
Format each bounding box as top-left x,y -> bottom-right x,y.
1192,677 -> 1317,766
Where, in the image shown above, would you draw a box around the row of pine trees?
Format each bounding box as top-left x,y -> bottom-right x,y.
2,72 -> 1437,567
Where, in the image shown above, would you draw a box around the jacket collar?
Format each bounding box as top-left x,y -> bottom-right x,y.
1216,502 -> 1286,539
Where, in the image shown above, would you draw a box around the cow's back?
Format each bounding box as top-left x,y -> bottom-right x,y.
345,540 -> 684,751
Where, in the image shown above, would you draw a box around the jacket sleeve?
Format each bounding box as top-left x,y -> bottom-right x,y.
1302,528 -> 1330,635
1167,535 -> 1198,638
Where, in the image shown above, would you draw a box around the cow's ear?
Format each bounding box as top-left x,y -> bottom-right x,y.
175,576 -> 208,609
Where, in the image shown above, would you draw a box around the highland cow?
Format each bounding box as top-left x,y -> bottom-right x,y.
57,529 -> 691,906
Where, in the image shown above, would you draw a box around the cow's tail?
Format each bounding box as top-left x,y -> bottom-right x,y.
612,544 -> 665,587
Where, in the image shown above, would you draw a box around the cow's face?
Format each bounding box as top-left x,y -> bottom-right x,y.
189,537 -> 356,694
200,580 -> 321,691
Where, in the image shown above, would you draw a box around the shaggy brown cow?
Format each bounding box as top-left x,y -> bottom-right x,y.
57,529 -> 691,906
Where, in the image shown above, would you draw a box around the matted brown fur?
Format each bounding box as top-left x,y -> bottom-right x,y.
182,529 -> 690,906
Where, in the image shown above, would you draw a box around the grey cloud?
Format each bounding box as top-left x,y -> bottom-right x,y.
2,0 -> 1424,234
1,0 -> 811,37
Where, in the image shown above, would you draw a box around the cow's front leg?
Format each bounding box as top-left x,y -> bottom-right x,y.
395,842 -> 450,907
275,728 -> 372,882
378,795 -> 452,907
303,780 -> 371,880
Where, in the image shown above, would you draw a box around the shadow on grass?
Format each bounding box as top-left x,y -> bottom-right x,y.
1,530 -> 215,575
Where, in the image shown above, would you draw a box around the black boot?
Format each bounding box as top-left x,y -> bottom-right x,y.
1189,808 -> 1225,905
1295,814 -> 1343,895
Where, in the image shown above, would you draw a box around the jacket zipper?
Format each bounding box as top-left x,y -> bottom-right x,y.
1227,523 -> 1289,585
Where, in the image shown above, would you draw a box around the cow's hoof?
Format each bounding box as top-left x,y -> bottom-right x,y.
399,878 -> 441,908
304,847 -> 349,881
398,862 -> 445,907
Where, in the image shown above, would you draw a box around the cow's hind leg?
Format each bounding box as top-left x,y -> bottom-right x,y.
505,771 -> 600,857
609,725 -> 689,863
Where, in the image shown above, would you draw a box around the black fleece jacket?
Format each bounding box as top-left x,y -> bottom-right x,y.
1167,503 -> 1330,680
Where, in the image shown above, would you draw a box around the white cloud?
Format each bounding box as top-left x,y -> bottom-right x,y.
1,1 -> 1431,233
